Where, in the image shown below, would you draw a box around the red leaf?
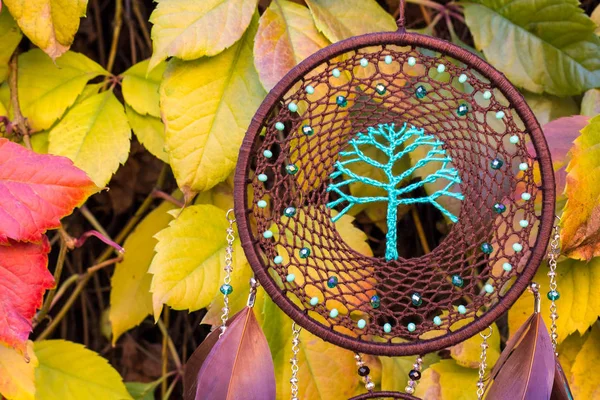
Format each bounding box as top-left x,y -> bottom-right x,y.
0,237 -> 54,350
0,138 -> 98,243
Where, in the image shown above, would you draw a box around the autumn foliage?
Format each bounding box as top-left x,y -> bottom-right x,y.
0,0 -> 599,399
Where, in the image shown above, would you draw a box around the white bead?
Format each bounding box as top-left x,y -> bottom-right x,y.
509,135 -> 519,144
437,64 -> 446,73
408,56 -> 416,66
366,382 -> 375,390
405,386 -> 415,394
519,162 -> 529,171
458,74 -> 468,83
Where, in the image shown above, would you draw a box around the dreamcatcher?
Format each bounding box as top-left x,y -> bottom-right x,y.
185,1 -> 571,399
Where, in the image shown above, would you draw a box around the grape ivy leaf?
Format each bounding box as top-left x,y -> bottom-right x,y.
148,0 -> 258,71
48,91 -> 132,187
0,138 -> 98,243
34,340 -> 133,400
125,106 -> 168,163
18,49 -> 108,131
561,115 -> 600,259
464,0 -> 600,96
254,0 -> 330,91
0,238 -> 53,351
305,0 -> 396,43
569,323 -> 600,398
414,359 -> 479,399
110,201 -> 177,344
160,15 -> 265,195
122,60 -> 165,118
0,340 -> 37,400
0,6 -> 21,83
582,89 -> 600,117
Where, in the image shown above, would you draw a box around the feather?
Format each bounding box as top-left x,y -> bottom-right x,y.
486,313 -> 555,400
550,359 -> 574,400
195,306 -> 276,400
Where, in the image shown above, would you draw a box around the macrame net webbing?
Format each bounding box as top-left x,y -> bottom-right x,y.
237,41 -> 548,353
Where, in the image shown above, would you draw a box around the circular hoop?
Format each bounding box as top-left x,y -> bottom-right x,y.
348,391 -> 421,400
234,31 -> 555,356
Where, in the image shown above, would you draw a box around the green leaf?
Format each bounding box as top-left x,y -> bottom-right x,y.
523,91 -> 579,126
148,0 -> 259,71
122,60 -> 165,118
160,15 -> 265,194
149,204 -> 231,318
110,201 -> 178,344
254,0 -> 330,91
509,258 -> 600,342
34,340 -> 133,400
582,89 -> 600,117
0,7 -> 22,82
305,0 -> 396,43
380,353 -> 439,392
125,106 -> 168,163
30,131 -> 49,154
18,49 -> 108,131
125,379 -> 162,400
3,0 -> 88,60
48,91 -> 131,187
463,0 -> 600,96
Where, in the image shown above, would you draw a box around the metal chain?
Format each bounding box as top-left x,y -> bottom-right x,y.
548,220 -> 561,354
290,323 -> 302,400
220,209 -> 236,337
477,326 -> 493,399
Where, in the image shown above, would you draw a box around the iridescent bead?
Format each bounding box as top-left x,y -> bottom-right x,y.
491,158 -> 504,170
274,255 -> 283,264
520,220 -> 529,228
407,322 -> 416,332
357,319 -> 367,329
513,243 -> 523,253
384,55 -> 393,64
483,91 -> 492,100
547,290 -> 560,301
457,103 -> 469,116
433,316 -> 442,326
336,95 -> 348,107
329,308 -> 339,318
458,74 -> 468,83
509,135 -> 520,144
519,162 -> 529,171
383,323 -> 392,333
284,206 -> 296,217
375,83 -> 387,95
415,85 -> 427,99
332,68 -> 341,78
257,200 -> 267,208
370,295 -> 381,309
493,203 -> 506,214
310,297 -> 319,306
452,275 -> 464,288
263,230 -> 273,239
408,370 -> 421,380
407,56 -> 416,66
521,192 -> 531,201
299,247 -> 311,258
360,58 -> 369,67
220,284 -> 233,295
405,386 -> 415,395
458,305 -> 467,314
496,110 -> 505,119
327,276 -> 338,288
275,121 -> 285,131
305,85 -> 315,95
263,149 -> 273,158
484,283 -> 494,294
286,274 -> 295,283
503,262 -> 513,272
285,164 -> 299,175
481,242 -> 494,254
411,292 -> 423,307
258,173 -> 268,182
288,102 -> 298,113
302,125 -> 314,136
365,382 -> 375,391
358,365 -> 370,376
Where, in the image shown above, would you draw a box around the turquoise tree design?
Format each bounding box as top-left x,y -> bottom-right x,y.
327,123 -> 463,261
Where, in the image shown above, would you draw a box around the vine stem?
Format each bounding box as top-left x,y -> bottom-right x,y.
35,235 -> 68,325
106,0 -> 124,73
161,307 -> 170,399
8,53 -> 31,149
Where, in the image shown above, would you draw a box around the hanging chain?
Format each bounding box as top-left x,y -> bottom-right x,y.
405,355 -> 423,395
354,353 -> 376,392
290,323 -> 302,400
476,326 -> 493,399
219,209 -> 236,337
548,220 -> 561,354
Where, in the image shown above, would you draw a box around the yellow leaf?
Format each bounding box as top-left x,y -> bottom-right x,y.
194,181 -> 235,211
562,115 -> 600,260
581,89 -> 600,117
149,204 -> 231,318
569,323 -> 600,398
18,49 -> 108,131
125,106 -> 168,163
558,330 -> 589,377
0,341 -> 37,400
509,258 -> 600,342
122,60 -> 165,118
449,321 -> 500,369
0,7 -> 21,82
380,353 -> 439,392
34,340 -> 132,400
305,0 -> 396,43
148,0 -> 258,71
160,15 -> 265,193
254,0 -> 330,90
30,131 -> 49,154
414,359 -> 479,399
48,90 -> 131,187
109,201 -> 178,344
3,0 -> 88,60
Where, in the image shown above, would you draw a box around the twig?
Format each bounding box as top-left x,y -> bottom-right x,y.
8,53 -> 31,149
87,256 -> 123,274
152,189 -> 185,208
161,307 -> 170,398
106,0 -> 124,73
80,206 -> 112,239
164,375 -> 181,400
132,0 -> 152,50
35,236 -> 68,325
92,0 -> 107,66
157,318 -> 183,371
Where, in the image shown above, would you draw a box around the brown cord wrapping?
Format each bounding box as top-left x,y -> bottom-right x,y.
234,32 -> 555,356
348,392 -> 421,400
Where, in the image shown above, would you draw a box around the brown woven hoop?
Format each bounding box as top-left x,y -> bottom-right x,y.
234,30 -> 555,356
348,392 -> 421,400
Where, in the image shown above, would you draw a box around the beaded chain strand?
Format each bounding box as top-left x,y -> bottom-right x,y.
219,209 -> 237,337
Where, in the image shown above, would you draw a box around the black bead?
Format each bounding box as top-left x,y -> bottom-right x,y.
358,366 -> 370,377
408,369 -> 421,381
